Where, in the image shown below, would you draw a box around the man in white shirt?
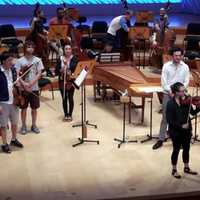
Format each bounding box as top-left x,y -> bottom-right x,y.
105,10 -> 133,51
0,51 -> 23,153
153,47 -> 190,150
15,40 -> 44,134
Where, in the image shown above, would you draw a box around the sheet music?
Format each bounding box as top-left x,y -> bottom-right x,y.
74,68 -> 88,87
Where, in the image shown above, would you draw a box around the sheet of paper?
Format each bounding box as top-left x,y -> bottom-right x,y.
74,69 -> 88,87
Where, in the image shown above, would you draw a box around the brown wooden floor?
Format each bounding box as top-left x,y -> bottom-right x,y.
1,86 -> 200,200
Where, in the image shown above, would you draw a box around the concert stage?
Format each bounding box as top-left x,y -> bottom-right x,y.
0,87 -> 200,200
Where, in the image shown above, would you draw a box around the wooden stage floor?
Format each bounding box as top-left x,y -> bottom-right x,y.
1,87 -> 200,200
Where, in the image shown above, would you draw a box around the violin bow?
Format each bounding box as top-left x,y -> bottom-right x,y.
13,63 -> 34,85
187,86 -> 196,123
14,61 -> 57,112
63,60 -> 67,101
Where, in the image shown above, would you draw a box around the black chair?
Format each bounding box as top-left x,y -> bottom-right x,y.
92,21 -> 108,33
76,16 -> 90,33
0,24 -> 23,48
91,21 -> 108,40
184,23 -> 200,59
80,36 -> 93,49
38,77 -> 54,100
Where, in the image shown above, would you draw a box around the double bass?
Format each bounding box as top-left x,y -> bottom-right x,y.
150,1 -> 176,67
27,3 -> 49,66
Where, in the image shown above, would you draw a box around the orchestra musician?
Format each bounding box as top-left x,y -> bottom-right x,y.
151,7 -> 175,111
105,10 -> 133,52
151,7 -> 175,65
15,40 -> 44,134
27,4 -> 49,68
0,51 -> 23,154
167,82 -> 199,178
49,7 -> 72,56
152,47 -> 190,150
154,8 -> 169,39
55,44 -> 78,122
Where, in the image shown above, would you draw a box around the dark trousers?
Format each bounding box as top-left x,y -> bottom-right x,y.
60,87 -> 75,117
170,132 -> 191,165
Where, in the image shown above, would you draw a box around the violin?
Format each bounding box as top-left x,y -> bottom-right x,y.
61,61 -> 74,90
13,85 -> 26,107
180,95 -> 200,107
19,63 -> 33,78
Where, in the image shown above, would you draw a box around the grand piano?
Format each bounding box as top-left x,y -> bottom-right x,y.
93,62 -> 161,123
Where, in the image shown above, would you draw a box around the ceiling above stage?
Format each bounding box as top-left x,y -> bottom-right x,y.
0,0 -> 182,5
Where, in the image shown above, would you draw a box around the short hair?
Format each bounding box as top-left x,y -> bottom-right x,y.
171,82 -> 184,94
24,40 -> 35,48
170,47 -> 183,55
0,51 -> 13,63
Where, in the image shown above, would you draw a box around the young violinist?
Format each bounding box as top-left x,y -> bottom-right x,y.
153,47 -> 190,150
167,82 -> 200,179
55,44 -> 78,122
15,40 -> 44,134
0,51 -> 23,153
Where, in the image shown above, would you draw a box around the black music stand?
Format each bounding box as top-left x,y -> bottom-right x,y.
72,78 -> 99,147
72,63 -> 99,147
72,60 -> 97,129
114,96 -> 137,148
141,97 -> 158,143
191,114 -> 200,144
190,71 -> 200,143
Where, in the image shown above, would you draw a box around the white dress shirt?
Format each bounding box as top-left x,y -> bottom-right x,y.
161,60 -> 190,93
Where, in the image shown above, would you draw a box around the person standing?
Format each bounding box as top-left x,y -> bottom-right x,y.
153,47 -> 190,150
166,82 -> 199,178
0,51 -> 23,153
15,40 -> 44,134
55,44 -> 78,122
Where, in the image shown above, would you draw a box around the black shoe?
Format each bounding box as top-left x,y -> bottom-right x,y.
152,140 -> 163,150
172,169 -> 181,179
184,167 -> 198,175
11,139 -> 24,148
1,144 -> 11,153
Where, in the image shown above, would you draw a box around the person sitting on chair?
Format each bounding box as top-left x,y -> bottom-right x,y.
55,44 -> 78,122
27,3 -> 50,76
167,82 -> 199,178
49,7 -> 72,57
152,47 -> 190,150
105,9 -> 133,51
